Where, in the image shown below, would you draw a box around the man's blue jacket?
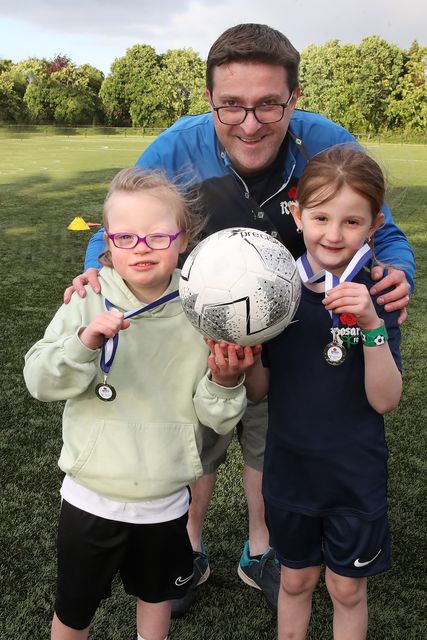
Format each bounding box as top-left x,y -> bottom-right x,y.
84,110 -> 414,287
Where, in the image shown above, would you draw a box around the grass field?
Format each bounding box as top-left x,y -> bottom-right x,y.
1,135 -> 426,640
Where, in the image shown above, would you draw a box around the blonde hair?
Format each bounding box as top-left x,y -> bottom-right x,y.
99,167 -> 205,267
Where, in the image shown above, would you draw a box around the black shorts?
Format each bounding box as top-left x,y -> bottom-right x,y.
265,502 -> 391,578
55,500 -> 193,630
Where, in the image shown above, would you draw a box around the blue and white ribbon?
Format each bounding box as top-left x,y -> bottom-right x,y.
100,290 -> 180,375
296,244 -> 372,327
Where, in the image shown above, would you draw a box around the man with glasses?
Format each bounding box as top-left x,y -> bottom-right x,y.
66,23 -> 414,615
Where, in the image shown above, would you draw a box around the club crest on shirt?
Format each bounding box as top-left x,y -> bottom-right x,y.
330,313 -> 361,347
280,186 -> 298,215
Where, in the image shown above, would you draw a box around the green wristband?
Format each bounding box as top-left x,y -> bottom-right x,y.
361,322 -> 389,347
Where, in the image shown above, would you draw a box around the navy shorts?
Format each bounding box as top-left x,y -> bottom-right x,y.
55,500 -> 193,630
265,502 -> 391,578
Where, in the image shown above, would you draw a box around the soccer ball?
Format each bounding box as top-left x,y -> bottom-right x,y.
179,227 -> 301,346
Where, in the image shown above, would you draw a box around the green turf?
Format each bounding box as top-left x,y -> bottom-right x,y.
1,136 -> 425,639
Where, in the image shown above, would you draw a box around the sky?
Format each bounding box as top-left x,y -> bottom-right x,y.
0,0 -> 425,76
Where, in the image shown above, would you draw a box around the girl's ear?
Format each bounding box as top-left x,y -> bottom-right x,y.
370,212 -> 385,238
289,201 -> 303,232
179,233 -> 189,254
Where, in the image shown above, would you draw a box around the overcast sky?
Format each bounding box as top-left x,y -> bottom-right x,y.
0,0 -> 425,75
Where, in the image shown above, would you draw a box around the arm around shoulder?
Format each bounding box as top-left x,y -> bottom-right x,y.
373,203 -> 415,290
84,227 -> 105,271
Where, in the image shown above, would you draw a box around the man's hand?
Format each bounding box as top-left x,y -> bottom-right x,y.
370,266 -> 411,325
64,268 -> 101,304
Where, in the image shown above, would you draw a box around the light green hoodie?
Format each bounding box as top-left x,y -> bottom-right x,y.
24,268 -> 246,501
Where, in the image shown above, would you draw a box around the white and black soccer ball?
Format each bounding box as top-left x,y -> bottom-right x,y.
179,227 -> 301,346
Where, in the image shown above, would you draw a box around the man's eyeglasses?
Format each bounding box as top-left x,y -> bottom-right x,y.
106,230 -> 184,250
211,91 -> 294,125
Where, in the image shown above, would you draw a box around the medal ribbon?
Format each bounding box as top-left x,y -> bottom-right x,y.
296,244 -> 372,328
100,289 -> 180,375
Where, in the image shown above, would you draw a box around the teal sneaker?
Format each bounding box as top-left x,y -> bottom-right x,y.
237,541 -> 280,610
171,542 -> 210,617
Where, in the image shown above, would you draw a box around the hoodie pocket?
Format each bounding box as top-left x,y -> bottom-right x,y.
66,419 -> 203,500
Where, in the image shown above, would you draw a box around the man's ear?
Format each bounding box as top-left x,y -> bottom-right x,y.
289,201 -> 303,231
290,86 -> 301,111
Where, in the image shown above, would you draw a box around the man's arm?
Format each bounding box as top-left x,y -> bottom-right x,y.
85,227 -> 105,270
373,202 -> 415,290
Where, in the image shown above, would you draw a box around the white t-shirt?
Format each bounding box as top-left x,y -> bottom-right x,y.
61,474 -> 189,524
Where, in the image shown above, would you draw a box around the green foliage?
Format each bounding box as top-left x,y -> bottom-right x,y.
98,45 -> 207,128
356,36 -> 405,132
100,44 -> 161,127
0,72 -> 28,122
0,58 -> 13,73
1,38 -> 425,132
299,38 -> 426,134
22,59 -> 104,125
299,41 -> 365,131
0,135 -> 426,639
156,48 -> 208,125
388,41 -> 427,132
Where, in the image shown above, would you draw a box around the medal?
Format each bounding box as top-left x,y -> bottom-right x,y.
296,244 -> 372,366
323,341 -> 347,366
96,289 -> 181,400
95,377 -> 117,402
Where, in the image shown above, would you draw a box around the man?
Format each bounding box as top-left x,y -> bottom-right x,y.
65,24 -> 414,615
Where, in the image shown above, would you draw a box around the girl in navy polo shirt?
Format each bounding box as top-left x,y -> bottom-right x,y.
243,145 -> 403,640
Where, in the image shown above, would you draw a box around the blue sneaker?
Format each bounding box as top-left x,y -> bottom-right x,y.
171,542 -> 210,617
237,541 -> 280,610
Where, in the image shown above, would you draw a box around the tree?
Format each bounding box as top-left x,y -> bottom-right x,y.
46,54 -> 71,75
49,65 -> 101,125
0,73 -> 26,122
388,41 -> 427,132
299,36 -> 412,133
0,58 -> 48,122
100,45 -> 161,127
0,59 -> 13,74
23,57 -> 104,125
354,36 -> 405,132
156,48 -> 207,125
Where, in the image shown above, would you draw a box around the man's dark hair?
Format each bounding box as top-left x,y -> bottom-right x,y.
206,23 -> 300,92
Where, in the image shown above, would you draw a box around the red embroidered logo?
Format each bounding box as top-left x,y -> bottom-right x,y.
288,186 -> 297,199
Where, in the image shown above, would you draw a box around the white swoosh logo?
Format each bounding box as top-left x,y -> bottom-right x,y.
353,549 -> 382,567
175,573 -> 194,587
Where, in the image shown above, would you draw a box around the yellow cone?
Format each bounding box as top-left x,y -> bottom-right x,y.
68,216 -> 90,231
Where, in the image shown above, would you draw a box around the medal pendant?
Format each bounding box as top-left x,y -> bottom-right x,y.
323,341 -> 346,366
95,381 -> 117,401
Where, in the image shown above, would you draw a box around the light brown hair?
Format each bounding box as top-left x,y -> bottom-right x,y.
296,144 -> 385,221
99,168 -> 205,267
206,23 -> 300,93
